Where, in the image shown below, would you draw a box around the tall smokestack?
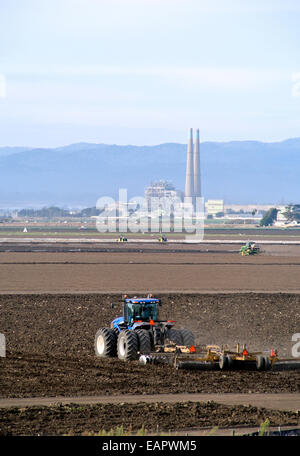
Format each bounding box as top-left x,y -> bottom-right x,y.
193,128 -> 201,198
185,128 -> 194,198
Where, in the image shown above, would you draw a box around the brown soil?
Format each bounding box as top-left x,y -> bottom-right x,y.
1,401 -> 300,436
0,249 -> 300,293
1,292 -> 300,401
1,245 -> 300,435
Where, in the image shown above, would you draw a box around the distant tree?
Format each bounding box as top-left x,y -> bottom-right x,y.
0,216 -> 11,223
259,208 -> 278,226
79,207 -> 101,217
18,206 -> 70,218
215,212 -> 224,217
17,206 -> 106,219
207,214 -> 213,220
284,204 -> 300,222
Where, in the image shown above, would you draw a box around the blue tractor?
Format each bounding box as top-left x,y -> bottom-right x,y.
95,294 -> 195,361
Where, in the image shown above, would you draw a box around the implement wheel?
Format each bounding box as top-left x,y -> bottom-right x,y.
256,355 -> 265,371
264,356 -> 272,370
95,327 -> 117,358
219,355 -> 229,370
117,330 -> 139,361
227,355 -> 234,369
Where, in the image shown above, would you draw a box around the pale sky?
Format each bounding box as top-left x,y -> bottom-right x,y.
1,0 -> 300,147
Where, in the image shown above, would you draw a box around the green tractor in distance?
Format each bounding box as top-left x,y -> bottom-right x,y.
158,235 -> 168,243
117,235 -> 127,242
240,241 -> 260,256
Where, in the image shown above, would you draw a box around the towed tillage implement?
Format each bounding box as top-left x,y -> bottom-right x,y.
139,343 -> 279,371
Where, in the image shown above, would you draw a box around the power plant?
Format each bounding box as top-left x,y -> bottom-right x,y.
185,128 -> 201,210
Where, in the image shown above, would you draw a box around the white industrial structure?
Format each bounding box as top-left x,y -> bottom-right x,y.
145,181 -> 182,213
184,128 -> 202,209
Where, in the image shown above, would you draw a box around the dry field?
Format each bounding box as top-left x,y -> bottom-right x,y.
1,243 -> 300,434
0,243 -> 300,293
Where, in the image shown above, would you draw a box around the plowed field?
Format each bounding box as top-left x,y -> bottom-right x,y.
1,292 -> 300,400
1,245 -> 300,434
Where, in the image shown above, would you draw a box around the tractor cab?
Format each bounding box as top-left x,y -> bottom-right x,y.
123,297 -> 160,326
111,295 -> 162,331
246,241 -> 255,248
240,241 -> 260,255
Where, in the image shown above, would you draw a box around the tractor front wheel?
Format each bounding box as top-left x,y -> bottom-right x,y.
117,330 -> 139,361
95,327 -> 117,358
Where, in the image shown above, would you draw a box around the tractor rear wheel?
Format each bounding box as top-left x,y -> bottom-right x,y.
95,327 -> 117,358
117,330 -> 139,361
166,328 -> 183,345
136,329 -> 152,354
179,329 -> 195,347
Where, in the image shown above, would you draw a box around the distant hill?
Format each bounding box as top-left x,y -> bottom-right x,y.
0,138 -> 299,207
0,146 -> 30,157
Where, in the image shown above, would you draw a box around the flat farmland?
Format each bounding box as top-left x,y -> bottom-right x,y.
1,292 -> 300,434
0,244 -> 300,293
1,242 -> 300,435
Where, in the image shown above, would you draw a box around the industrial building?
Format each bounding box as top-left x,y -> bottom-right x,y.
205,200 -> 224,217
145,181 -> 182,213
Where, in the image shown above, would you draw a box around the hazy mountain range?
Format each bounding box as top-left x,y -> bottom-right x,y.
0,138 -> 300,207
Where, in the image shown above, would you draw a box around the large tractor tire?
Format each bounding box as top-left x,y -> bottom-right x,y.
166,328 -> 183,346
95,327 -> 117,358
179,329 -> 195,347
117,330 -> 139,361
136,329 -> 152,354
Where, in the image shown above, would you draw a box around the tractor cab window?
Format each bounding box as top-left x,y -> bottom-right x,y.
126,303 -> 145,324
126,302 -> 158,322
126,303 -> 134,324
140,304 -> 158,321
